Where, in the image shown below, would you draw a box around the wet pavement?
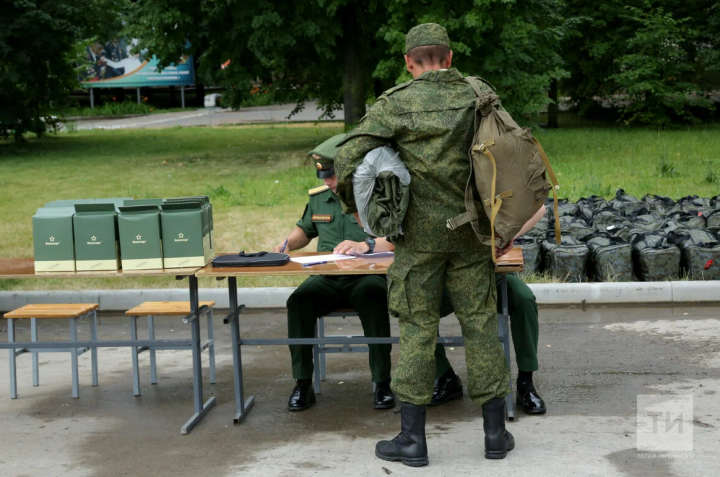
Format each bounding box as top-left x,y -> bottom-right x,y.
0,305 -> 718,476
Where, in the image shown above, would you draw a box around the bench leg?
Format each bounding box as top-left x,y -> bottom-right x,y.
70,317 -> 80,399
148,315 -> 157,385
499,273 -> 514,421
91,311 -> 99,386
130,316 -> 141,396
207,309 -> 216,385
8,318 -> 17,399
313,321 -> 321,395
31,318 -> 39,387
318,317 -> 326,382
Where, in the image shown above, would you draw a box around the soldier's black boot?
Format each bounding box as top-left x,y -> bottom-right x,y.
374,380 -> 396,409
287,379 -> 316,411
375,402 -> 429,467
429,369 -> 463,407
482,397 -> 515,459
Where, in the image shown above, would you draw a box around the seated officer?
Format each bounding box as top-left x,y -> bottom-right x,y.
272,134 -> 396,412
431,206 -> 547,414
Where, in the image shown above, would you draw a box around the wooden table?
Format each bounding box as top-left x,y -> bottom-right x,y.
196,249 -> 524,424
0,258 -> 213,435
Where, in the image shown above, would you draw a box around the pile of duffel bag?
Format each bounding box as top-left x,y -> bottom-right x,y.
516,190 -> 720,282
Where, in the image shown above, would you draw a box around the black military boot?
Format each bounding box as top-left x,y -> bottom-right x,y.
374,381 -> 396,409
375,402 -> 429,467
287,379 -> 316,412
482,397 -> 515,459
516,380 -> 547,414
429,369 -> 463,406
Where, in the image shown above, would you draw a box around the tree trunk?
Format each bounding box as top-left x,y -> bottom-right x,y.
547,79 -> 559,128
341,5 -> 365,129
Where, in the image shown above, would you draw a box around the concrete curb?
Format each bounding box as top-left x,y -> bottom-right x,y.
1,282 -> 718,311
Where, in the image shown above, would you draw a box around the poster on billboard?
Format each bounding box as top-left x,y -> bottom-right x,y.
79,39 -> 194,88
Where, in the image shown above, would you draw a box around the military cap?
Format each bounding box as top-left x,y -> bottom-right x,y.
405,23 -> 450,54
308,133 -> 346,179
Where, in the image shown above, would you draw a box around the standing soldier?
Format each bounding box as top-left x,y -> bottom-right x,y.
336,24 -> 515,466
272,134 -> 396,412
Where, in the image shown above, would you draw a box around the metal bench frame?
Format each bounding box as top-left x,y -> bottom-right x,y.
7,309 -> 99,399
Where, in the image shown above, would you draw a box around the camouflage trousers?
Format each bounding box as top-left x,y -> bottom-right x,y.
388,245 -> 511,406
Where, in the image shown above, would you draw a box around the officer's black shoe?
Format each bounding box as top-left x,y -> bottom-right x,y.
287,379 -> 316,412
516,381 -> 547,414
375,402 -> 429,467
429,369 -> 463,407
482,397 -> 515,459
374,381 -> 396,409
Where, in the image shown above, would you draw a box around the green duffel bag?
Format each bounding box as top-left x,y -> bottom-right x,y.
542,233 -> 589,282
704,210 -> 720,228
610,189 -> 647,217
583,232 -> 634,282
709,226 -> 720,240
666,211 -> 705,230
558,216 -> 595,241
642,194 -> 679,217
607,225 -> 634,242
630,231 -> 681,281
515,235 -> 542,275
593,211 -> 631,232
577,196 -> 608,222
629,214 -> 665,232
711,195 -> 720,210
668,229 -> 720,280
677,195 -> 712,212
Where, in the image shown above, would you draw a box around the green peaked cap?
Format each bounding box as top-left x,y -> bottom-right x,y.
308,133 -> 346,178
405,23 -> 450,54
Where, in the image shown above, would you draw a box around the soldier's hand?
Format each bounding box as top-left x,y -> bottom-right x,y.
496,241 -> 514,259
272,244 -> 285,253
334,240 -> 370,255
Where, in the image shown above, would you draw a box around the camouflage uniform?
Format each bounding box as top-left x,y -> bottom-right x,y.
336,67 -> 511,406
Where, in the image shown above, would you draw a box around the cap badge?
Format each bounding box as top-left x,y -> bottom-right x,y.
316,162 -> 323,170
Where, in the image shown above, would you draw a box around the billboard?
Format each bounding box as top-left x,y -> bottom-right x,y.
79,39 -> 195,88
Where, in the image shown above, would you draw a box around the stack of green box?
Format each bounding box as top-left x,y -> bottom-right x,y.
160,196 -> 214,268
32,196 -> 214,272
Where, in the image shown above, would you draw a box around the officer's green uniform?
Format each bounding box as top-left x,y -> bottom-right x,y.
435,274 -> 539,379
335,35 -> 511,405
287,137 -> 392,384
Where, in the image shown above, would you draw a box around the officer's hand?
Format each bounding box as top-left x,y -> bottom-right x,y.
334,240 -> 369,255
496,241 -> 514,259
272,243 -> 285,253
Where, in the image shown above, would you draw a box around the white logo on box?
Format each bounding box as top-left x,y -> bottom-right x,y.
175,232 -> 189,243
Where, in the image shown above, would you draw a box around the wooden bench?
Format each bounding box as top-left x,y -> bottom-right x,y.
125,301 -> 217,396
4,304 -> 100,399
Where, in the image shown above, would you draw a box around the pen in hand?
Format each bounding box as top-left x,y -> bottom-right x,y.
280,238 -> 289,253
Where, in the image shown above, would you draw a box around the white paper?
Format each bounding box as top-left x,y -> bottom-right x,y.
290,254 -> 358,264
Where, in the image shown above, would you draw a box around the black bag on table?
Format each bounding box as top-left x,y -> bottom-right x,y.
542,233 -> 589,282
582,232 -> 633,282
667,230 -> 720,280
211,251 -> 290,267
630,231 -> 681,281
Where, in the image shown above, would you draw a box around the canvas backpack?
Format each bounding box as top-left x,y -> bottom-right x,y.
446,78 -> 561,262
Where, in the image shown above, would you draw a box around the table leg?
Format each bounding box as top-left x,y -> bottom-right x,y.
208,309 -> 216,384
229,277 -> 254,424
91,311 -> 99,386
70,317 -> 80,399
130,315 -> 141,396
181,275 -> 216,435
148,315 -> 157,384
500,273 -> 514,422
8,318 -> 17,399
31,318 -> 39,387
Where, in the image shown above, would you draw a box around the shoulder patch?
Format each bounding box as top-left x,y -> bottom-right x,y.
383,79 -> 413,97
308,185 -> 330,196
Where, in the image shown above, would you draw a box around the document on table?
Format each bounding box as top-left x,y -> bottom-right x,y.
290,254 -> 357,264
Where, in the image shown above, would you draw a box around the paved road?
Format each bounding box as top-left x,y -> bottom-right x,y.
0,304 -> 718,476
74,101 -> 344,130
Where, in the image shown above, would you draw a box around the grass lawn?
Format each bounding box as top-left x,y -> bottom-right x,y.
1,121 -> 719,291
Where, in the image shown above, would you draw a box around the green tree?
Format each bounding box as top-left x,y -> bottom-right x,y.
0,0 -> 120,141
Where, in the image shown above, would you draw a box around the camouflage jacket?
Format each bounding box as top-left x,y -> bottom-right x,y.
335,68 -> 494,252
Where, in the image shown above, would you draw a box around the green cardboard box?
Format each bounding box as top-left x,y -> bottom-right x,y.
33,207 -> 76,272
160,202 -> 211,268
118,204 -> 164,270
163,196 -> 214,262
73,204 -> 121,271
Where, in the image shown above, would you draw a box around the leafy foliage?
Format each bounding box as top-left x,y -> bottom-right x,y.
0,0 -> 122,141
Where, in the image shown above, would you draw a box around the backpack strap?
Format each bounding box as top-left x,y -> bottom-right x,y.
532,137 -> 562,245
